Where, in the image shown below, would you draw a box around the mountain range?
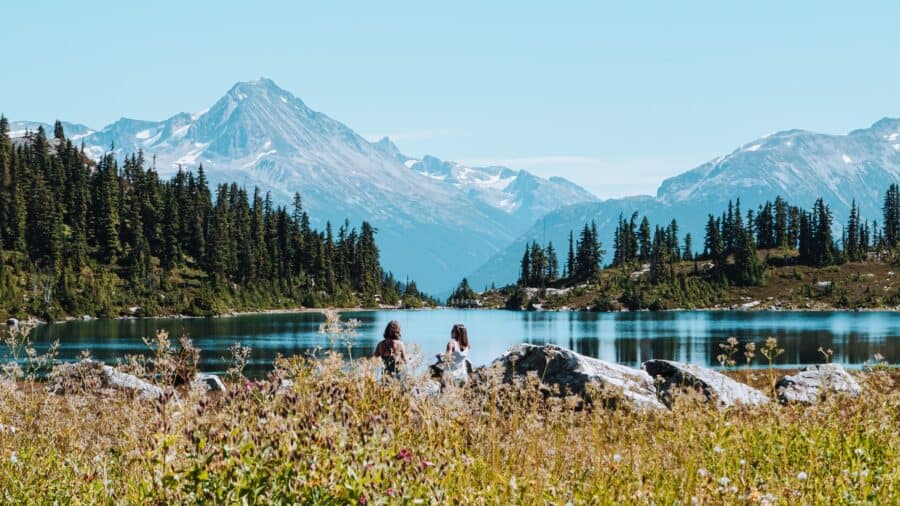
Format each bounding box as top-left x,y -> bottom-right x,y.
11,79 -> 900,294
467,117 -> 900,288
10,78 -> 597,293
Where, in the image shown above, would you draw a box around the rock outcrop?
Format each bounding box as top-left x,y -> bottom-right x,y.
100,365 -> 165,400
775,364 -> 862,404
481,344 -> 664,410
48,359 -> 164,400
643,360 -> 769,408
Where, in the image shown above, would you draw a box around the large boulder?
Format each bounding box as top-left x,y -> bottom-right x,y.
643,360 -> 769,408
101,365 -> 165,400
48,359 -> 166,400
775,364 -> 861,404
480,344 -> 664,410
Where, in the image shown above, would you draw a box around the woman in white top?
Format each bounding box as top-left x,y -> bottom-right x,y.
442,323 -> 471,387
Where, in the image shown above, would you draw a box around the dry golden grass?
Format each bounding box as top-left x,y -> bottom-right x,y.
0,347 -> 897,504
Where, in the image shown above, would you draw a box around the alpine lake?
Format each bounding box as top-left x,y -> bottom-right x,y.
26,309 -> 899,378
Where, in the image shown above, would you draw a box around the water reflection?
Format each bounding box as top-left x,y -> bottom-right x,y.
26,310 -> 899,378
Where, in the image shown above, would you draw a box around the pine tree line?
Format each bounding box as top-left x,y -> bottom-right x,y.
0,118 -> 425,318
518,222 -> 604,286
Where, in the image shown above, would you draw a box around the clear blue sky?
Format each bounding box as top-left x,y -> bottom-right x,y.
2,1 -> 899,198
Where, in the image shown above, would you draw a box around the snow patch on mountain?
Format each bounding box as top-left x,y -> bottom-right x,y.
405,155 -> 595,219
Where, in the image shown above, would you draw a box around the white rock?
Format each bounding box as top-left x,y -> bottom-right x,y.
101,365 -> 164,400
776,364 -> 861,404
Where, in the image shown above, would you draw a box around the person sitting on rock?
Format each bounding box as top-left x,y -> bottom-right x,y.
373,320 -> 408,379
438,323 -> 471,388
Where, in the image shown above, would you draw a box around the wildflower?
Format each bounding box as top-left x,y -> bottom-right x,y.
9,452 -> 19,465
421,459 -> 435,468
395,448 -> 412,462
713,445 -> 724,454
860,469 -> 869,478
386,487 -> 396,497
718,476 -> 730,486
854,448 -> 865,457
698,468 -> 709,478
612,453 -> 623,463
509,476 -> 518,491
357,496 -> 367,505
729,486 -> 738,494
739,459 -> 746,465
743,342 -> 756,365
797,471 -> 808,481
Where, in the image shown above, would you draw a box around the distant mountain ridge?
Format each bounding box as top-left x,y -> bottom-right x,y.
10,78 -> 597,293
467,118 -> 900,288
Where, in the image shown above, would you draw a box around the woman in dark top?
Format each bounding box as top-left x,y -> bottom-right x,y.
373,320 -> 408,378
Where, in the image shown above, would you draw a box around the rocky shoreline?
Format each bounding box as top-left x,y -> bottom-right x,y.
479,344 -> 864,409
33,343 -> 868,412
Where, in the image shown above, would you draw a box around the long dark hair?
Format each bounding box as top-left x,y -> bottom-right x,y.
451,323 -> 469,349
384,320 -> 402,340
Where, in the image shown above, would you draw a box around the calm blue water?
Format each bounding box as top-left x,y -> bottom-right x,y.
27,310 -> 899,377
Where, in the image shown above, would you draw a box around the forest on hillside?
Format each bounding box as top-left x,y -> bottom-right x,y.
0,117 -> 432,320
454,184 -> 900,311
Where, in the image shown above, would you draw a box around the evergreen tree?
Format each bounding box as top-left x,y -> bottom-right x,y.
53,120 -> 65,141
883,184 -> 900,248
814,198 -> 837,266
529,241 -> 547,286
845,200 -> 863,262
92,153 -> 121,264
449,278 -> 477,307
638,216 -> 651,262
704,214 -> 725,272
732,228 -> 764,286
649,226 -> 673,283
545,242 -> 559,281
682,233 -> 693,261
519,245 -> 531,286
25,172 -> 63,267
774,196 -> 789,248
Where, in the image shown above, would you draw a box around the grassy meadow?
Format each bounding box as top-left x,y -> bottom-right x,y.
0,322 -> 897,504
